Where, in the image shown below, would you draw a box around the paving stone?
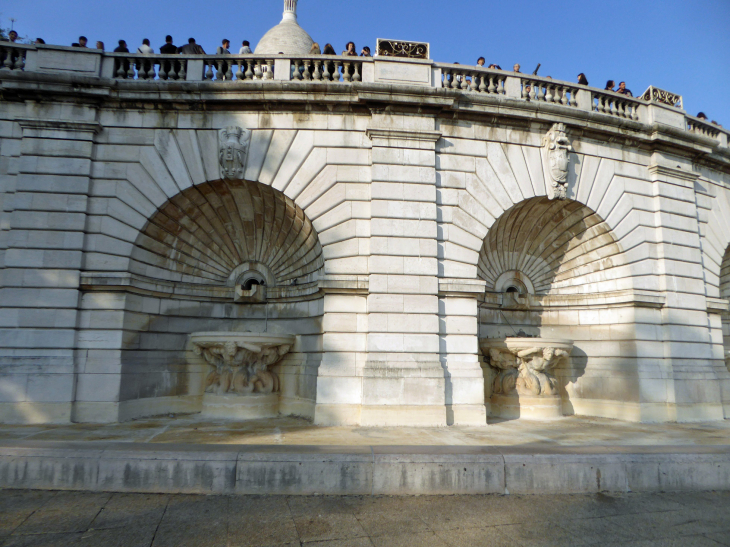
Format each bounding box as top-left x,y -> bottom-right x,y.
0,490 -> 55,536
1,533 -> 82,547
90,493 -> 168,529
12,492 -> 110,535
370,531 -> 449,547
287,497 -> 368,543
78,526 -> 156,547
434,526 -> 521,547
345,496 -> 433,537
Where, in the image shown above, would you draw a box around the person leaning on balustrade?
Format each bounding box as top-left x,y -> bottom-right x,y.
114,40 -> 129,53
137,38 -> 154,54
95,41 -> 104,51
239,40 -> 252,54
136,39 -> 154,76
35,38 -> 46,45
310,43 -> 321,55
616,81 -> 632,96
160,35 -> 177,54
71,36 -> 88,48
179,38 -> 205,55
477,57 -> 485,67
216,39 -> 231,80
7,31 -> 18,43
360,46 -> 371,57
577,73 -> 589,85
605,80 -> 615,91
342,42 -> 357,56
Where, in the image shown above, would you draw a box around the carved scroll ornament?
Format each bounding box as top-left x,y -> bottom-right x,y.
542,123 -> 572,200
219,126 -> 251,180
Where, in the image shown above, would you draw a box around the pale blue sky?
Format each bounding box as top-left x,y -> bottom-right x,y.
3,0 -> 729,124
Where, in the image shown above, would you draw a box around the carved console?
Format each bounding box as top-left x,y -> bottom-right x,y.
481,337 -> 573,419
190,332 -> 295,419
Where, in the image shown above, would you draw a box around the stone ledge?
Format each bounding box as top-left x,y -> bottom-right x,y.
0,441 -> 728,496
481,289 -> 667,310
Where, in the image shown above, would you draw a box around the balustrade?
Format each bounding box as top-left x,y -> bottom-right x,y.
687,116 -> 722,139
0,43 -> 28,71
520,77 -> 579,108
591,90 -> 641,121
440,64 -> 506,95
2,47 -> 726,146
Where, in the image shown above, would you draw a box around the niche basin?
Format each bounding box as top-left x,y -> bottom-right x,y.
189,332 -> 295,420
480,337 -> 574,420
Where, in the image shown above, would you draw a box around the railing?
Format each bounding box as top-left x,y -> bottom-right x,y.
0,42 -> 29,71
1,45 -> 728,148
590,89 -> 642,121
687,115 -> 722,139
439,64 -> 506,95
107,53 -> 367,83
518,75 -> 579,107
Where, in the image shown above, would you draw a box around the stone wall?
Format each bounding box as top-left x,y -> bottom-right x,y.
1,69 -> 729,425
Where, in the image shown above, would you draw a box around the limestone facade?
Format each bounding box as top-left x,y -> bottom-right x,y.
1,45 -> 730,426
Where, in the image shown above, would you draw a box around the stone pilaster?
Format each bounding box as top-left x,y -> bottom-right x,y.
646,152 -> 729,421
0,108 -> 99,423
360,115 -> 447,426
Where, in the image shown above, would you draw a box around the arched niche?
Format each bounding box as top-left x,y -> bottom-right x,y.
117,179 -> 324,421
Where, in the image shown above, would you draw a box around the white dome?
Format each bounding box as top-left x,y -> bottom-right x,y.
255,0 -> 314,55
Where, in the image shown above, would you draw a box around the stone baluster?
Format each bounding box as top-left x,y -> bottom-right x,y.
127,58 -> 136,79
158,60 -> 167,80
487,75 -> 496,94
313,60 -> 322,81
1,47 -> 11,70
460,71 -> 469,90
498,77 -> 506,95
265,59 -> 274,80
468,73 -> 477,92
529,81 -> 537,101
215,59 -> 224,80
521,80 -> 529,99
226,60 -> 233,80
545,84 -> 554,103
254,61 -> 263,80
292,60 -> 303,81
343,61 -> 352,82
353,61 -> 361,82
205,61 -> 215,80
177,60 -> 186,80
442,69 -> 450,88
568,88 -> 577,107
243,60 -> 253,80
536,82 -> 545,101
477,73 -> 486,93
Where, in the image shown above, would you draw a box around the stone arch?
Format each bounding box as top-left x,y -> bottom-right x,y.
112,178 -> 326,422
478,197 -> 627,296
130,178 -> 324,287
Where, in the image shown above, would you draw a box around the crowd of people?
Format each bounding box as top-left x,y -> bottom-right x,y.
61,34 -> 375,59
0,31 -> 724,126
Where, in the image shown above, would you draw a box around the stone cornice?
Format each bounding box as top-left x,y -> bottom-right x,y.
17,118 -> 102,134
647,164 -> 701,183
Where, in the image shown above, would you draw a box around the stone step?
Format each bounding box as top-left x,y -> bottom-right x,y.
1,441 -> 728,496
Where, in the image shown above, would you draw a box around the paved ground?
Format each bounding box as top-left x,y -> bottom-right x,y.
1,489 -> 729,547
1,415 -> 730,447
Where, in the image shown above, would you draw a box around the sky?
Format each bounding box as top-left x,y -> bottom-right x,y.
2,0 -> 729,125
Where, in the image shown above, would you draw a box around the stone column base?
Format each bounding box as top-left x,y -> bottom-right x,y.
202,393 -> 279,420
490,394 -> 563,420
